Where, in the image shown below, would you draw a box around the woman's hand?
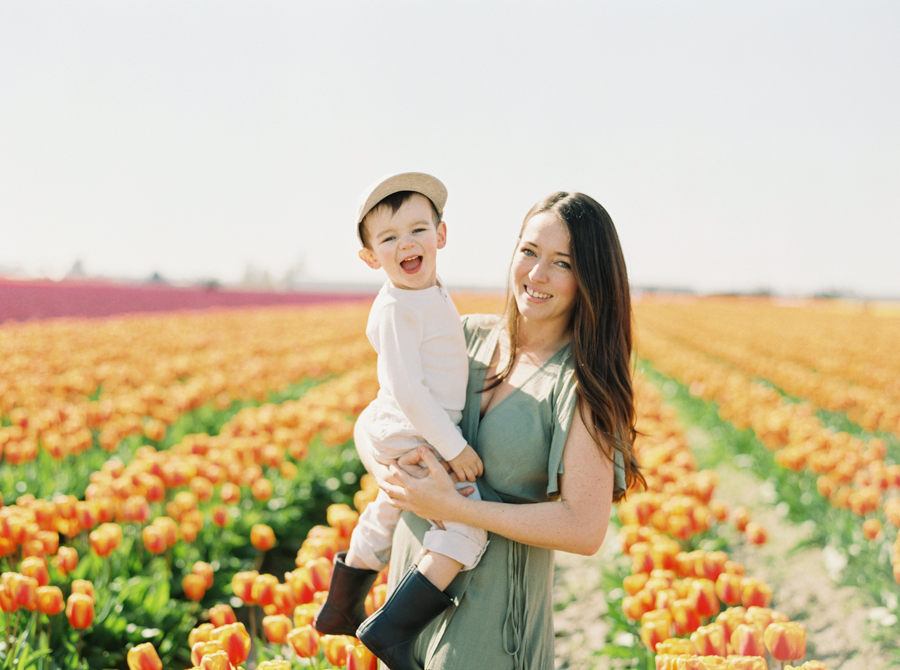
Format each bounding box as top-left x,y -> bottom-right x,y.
379,447 -> 475,521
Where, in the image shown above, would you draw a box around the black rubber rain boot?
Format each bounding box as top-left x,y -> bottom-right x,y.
313,551 -> 380,636
356,565 -> 453,670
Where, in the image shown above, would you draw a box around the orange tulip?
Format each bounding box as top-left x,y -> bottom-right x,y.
142,525 -> 167,555
640,610 -> 672,651
347,639 -> 378,670
690,622 -> 727,656
37,585 -> 65,616
320,634 -> 354,666
54,546 -> 79,576
672,597 -> 701,635
690,578 -> 720,619
715,573 -> 742,606
655,637 -> 693,655
740,578 -> 772,608
258,661 -> 291,670
66,592 -> 95,629
251,478 -> 274,502
764,621 -> 807,661
198,649 -> 233,670
71,579 -> 95,600
154,516 -> 179,548
211,622 -> 251,666
127,642 -> 163,670
36,529 -> 60,555
183,573 -> 207,601
252,573 -> 279,607
862,518 -> 882,541
262,613 -> 292,643
89,523 -> 122,557
211,505 -> 230,528
744,521 -> 768,545
21,556 -> 50,586
193,561 -> 215,589
251,524 -> 276,552
730,623 -> 766,657
192,639 -> 225,666
365,582 -> 387,616
231,570 -> 258,604
220,482 -> 241,504
287,623 -> 320,657
293,602 -> 319,628
732,506 -> 751,531
209,603 -> 237,627
189,622 -> 215,647
7,573 -> 38,611
305,556 -> 333,592
287,566 -> 316,604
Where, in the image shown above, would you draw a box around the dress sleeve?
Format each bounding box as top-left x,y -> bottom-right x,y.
546,357 -> 627,497
374,300 -> 468,461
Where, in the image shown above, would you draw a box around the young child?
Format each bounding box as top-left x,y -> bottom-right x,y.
314,172 -> 488,669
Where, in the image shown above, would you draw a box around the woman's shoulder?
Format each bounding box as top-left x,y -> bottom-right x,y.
460,313 -> 500,339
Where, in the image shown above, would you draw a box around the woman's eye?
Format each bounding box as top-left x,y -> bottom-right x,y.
521,248 -> 536,257
556,261 -> 571,270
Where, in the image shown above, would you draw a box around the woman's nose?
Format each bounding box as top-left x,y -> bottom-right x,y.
529,261 -> 548,282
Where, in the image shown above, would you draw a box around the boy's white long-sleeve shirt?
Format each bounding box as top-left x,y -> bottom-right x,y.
365,279 -> 469,461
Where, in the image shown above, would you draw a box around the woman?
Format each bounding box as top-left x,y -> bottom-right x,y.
361,191 -> 644,669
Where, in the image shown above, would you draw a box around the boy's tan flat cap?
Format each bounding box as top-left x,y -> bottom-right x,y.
356,172 -> 448,228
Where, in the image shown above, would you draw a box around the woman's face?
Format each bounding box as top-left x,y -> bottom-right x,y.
511,211 -> 578,330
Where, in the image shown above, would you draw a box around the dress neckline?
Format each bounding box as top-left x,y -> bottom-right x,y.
478,325 -> 570,421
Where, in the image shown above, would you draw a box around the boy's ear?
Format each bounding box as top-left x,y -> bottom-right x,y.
436,221 -> 447,250
359,247 -> 381,270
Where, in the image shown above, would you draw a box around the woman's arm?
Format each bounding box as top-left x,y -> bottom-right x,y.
378,408 -> 615,556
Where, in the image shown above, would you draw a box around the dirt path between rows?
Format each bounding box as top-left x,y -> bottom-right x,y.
551,426 -> 892,670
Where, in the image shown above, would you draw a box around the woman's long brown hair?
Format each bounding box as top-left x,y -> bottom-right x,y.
490,192 -> 645,501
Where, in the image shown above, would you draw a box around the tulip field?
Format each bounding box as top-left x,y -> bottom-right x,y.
1,289 -> 899,670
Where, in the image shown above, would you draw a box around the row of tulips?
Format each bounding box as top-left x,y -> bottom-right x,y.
625,374 -> 824,670
633,297 -> 900,439
0,302 -> 375,469
634,320 -> 900,587
2,296 -> 502,667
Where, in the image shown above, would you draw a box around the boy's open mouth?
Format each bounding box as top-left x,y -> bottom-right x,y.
400,256 -> 423,273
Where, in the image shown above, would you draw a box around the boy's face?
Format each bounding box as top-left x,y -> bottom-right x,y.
359,193 -> 447,291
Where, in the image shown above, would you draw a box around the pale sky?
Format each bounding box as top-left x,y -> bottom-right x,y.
2,2 -> 898,297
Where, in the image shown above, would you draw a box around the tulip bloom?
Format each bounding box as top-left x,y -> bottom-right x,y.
320,634 -> 354,666
198,649 -> 233,670
189,622 -> 216,647
220,482 -> 241,505
862,518 -> 882,541
54,546 -> 79,576
715,573 -> 743,606
191,639 -> 225,666
127,642 -> 163,670
764,621 -> 807,661
66,592 -> 95,629
305,557 -> 333,592
672,597 -> 701,635
37,585 -> 65,616
231,570 -> 259,604
727,656 -> 767,670
690,622 -> 727,656
7,573 -> 38,611
252,573 -> 279,607
690,578 -> 720,619
71,579 -> 95,600
142,525 -> 167,555
211,622 -> 251,666
347,639 -> 378,670
293,602 -> 318,628
193,561 -> 215,589
211,505 -> 230,528
183,573 -> 207,602
744,521 -> 768,545
262,613 -> 292,643
731,506 -> 751,531
209,603 -> 237,627
251,478 -> 274,502
365,582 -> 387,616
640,610 -> 672,651
251,524 -> 276,552
288,623 -> 320,658
21,556 -> 50,586
740,578 -> 773,608
730,623 -> 766,657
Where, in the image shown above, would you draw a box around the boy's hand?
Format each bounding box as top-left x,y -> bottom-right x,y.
447,445 -> 483,483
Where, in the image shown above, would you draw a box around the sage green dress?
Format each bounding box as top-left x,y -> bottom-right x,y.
385,314 -> 626,670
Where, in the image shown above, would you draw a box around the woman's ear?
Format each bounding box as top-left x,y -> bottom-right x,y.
359,247 -> 381,270
436,221 -> 448,250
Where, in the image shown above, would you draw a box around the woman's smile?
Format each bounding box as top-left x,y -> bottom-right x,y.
525,285 -> 552,300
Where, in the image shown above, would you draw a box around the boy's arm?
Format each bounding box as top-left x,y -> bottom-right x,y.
373,301 -> 468,461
